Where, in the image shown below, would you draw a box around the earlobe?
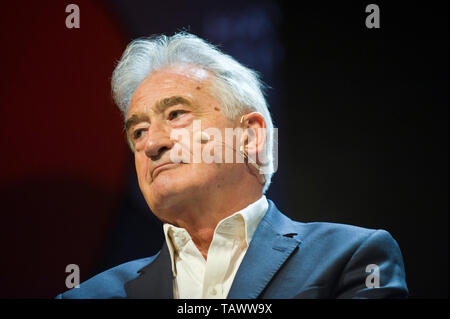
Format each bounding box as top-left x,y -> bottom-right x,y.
238,112 -> 267,184
240,113 -> 266,157
245,127 -> 266,159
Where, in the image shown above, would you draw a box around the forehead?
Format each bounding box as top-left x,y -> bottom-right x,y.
128,65 -> 215,115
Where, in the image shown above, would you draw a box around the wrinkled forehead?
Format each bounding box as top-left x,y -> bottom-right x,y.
128,64 -> 216,115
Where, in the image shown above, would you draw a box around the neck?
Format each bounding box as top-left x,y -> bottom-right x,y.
157,179 -> 262,259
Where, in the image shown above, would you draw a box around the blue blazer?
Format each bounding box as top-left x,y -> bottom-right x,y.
56,200 -> 408,298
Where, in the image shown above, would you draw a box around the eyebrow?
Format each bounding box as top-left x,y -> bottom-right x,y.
125,113 -> 150,131
125,95 -> 195,131
156,96 -> 193,113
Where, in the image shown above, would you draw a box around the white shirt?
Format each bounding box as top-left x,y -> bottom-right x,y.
163,196 -> 268,299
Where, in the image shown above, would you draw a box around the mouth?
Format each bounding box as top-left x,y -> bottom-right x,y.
151,162 -> 183,180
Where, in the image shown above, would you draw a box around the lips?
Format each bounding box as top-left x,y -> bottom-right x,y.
151,162 -> 181,180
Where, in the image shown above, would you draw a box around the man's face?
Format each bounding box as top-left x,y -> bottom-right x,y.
126,65 -> 240,220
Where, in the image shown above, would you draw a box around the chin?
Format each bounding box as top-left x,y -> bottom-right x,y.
145,172 -> 196,210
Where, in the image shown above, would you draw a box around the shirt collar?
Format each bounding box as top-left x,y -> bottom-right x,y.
163,195 -> 268,273
215,195 -> 268,245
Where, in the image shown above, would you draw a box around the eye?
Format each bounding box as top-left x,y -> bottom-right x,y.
168,109 -> 187,121
132,128 -> 146,140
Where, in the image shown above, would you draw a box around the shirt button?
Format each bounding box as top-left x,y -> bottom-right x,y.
210,287 -> 217,296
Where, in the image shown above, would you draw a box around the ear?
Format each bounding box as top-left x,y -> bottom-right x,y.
240,112 -> 267,164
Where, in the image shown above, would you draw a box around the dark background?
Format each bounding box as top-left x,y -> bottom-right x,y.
0,1 -> 447,298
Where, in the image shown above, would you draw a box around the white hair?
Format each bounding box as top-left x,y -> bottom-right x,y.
111,32 -> 275,193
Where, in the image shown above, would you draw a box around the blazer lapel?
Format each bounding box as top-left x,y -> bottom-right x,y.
124,242 -> 173,299
227,200 -> 301,298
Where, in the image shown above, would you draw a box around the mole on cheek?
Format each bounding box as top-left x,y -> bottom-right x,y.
196,86 -> 201,90
214,107 -> 220,111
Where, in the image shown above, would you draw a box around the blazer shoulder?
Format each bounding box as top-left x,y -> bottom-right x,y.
300,221 -> 377,239
293,220 -> 403,253
265,200 -> 378,242
56,254 -> 159,299
265,200 -> 402,253
277,211 -> 404,257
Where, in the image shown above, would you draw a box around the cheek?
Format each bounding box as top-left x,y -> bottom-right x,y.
134,154 -> 149,182
190,162 -> 229,185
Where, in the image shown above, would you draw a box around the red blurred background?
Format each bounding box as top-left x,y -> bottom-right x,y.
0,1 -> 129,298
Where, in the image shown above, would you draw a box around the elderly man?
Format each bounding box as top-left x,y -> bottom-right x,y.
57,32 -> 408,299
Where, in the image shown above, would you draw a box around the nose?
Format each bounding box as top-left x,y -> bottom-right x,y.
144,122 -> 174,160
